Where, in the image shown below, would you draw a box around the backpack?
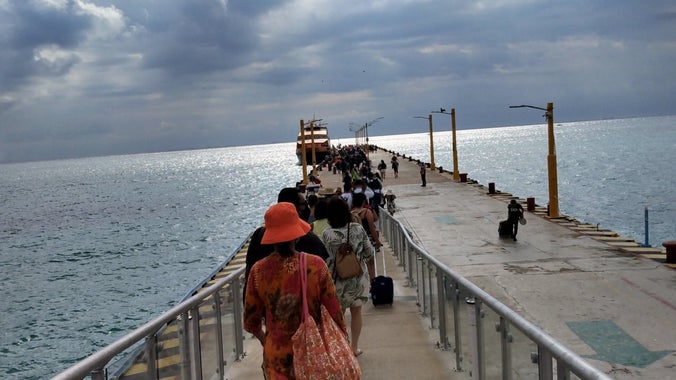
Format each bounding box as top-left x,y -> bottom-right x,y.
334,224 -> 363,280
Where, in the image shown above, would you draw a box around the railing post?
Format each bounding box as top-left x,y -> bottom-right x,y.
145,334 -> 158,380
428,263 -> 435,327
213,292 -> 226,379
91,369 -> 105,380
538,346 -> 554,380
499,317 -> 512,380
232,276 -> 245,358
557,362 -> 571,380
419,255 -> 427,315
453,283 -> 463,371
437,274 -> 449,349
188,306 -> 203,380
179,311 -> 191,379
475,300 -> 486,379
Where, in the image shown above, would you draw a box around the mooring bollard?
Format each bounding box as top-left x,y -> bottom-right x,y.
527,197 -> 535,212
459,173 -> 468,182
488,182 -> 495,194
663,241 -> 676,264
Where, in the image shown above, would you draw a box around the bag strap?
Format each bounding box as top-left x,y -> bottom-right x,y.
299,253 -> 309,321
332,224 -> 352,281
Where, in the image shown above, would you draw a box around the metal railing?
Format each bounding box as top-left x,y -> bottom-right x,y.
54,211 -> 614,380
52,266 -> 246,380
379,210 -> 612,380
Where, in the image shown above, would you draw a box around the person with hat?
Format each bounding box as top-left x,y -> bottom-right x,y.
244,188 -> 330,300
244,202 -> 346,379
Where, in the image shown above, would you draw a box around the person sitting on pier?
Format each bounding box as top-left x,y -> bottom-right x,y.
244,202 -> 346,379
507,199 -> 524,241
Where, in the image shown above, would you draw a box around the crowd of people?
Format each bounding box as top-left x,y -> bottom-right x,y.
243,145 -> 390,379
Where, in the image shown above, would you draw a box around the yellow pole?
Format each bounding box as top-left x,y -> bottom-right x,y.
546,102 -> 560,217
451,108 -> 459,181
310,121 -> 317,172
428,114 -> 435,169
300,119 -> 308,185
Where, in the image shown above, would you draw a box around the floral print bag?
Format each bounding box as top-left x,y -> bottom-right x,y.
292,253 -> 361,380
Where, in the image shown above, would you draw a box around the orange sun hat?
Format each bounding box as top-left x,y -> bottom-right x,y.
261,202 -> 311,244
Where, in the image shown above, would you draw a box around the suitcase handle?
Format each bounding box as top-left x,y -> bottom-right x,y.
374,247 -> 387,277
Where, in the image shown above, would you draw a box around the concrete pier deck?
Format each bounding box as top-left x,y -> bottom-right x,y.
227,147 -> 674,379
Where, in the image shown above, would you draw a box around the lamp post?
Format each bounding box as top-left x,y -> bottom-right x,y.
350,117 -> 383,162
413,114 -> 435,169
432,107 -> 459,181
509,102 -> 560,218
349,125 -> 362,147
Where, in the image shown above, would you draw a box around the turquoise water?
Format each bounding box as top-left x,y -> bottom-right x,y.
1,116 -> 674,378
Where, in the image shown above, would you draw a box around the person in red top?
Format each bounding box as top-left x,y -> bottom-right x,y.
244,202 -> 346,379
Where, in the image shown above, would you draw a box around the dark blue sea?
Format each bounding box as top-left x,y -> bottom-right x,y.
1,116 -> 674,378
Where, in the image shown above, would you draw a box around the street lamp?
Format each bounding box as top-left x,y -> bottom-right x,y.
413,115 -> 435,169
509,102 -> 560,218
348,125 -> 363,147
350,117 -> 383,162
432,107 -> 459,181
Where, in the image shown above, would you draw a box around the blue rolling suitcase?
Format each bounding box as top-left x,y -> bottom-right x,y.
370,250 -> 393,306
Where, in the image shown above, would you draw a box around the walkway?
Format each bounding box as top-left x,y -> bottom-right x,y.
366,148 -> 675,379
226,147 -> 675,379
225,238 -> 458,379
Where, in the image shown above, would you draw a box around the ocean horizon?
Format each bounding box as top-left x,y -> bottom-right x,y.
1,115 -> 674,378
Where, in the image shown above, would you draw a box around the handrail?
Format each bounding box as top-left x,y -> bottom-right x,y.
52,266 -> 245,380
55,211 -> 614,380
379,210 -> 612,380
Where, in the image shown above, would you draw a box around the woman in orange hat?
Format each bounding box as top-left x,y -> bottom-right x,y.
243,202 -> 346,379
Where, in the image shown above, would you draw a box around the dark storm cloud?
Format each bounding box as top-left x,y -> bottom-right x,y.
9,2 -> 90,48
139,1 -> 259,75
0,2 -> 89,91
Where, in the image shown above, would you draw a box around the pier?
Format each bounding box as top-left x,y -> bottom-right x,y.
55,146 -> 674,379
229,147 -> 674,379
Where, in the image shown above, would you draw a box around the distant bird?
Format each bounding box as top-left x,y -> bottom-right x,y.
440,108 -> 446,113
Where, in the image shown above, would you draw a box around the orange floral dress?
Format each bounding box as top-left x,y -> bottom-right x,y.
244,252 -> 346,379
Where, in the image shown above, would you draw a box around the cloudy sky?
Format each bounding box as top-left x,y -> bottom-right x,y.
1,0 -> 674,163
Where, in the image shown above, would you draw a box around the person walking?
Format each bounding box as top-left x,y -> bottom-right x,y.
377,160 -> 387,179
507,199 -> 524,241
351,192 -> 382,251
322,197 -> 375,357
391,156 -> 399,178
244,188 -> 329,301
244,202 -> 346,379
419,162 -> 427,187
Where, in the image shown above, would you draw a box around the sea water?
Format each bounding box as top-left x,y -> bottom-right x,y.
1,116 -> 674,378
